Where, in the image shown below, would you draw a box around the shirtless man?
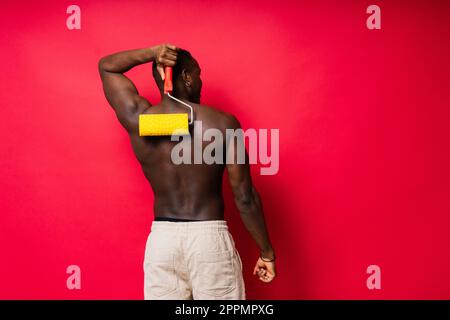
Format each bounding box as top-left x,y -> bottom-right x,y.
98,44 -> 276,299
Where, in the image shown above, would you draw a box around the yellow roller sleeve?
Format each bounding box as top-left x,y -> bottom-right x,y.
139,113 -> 190,136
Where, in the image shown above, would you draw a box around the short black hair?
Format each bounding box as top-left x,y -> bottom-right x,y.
152,49 -> 198,92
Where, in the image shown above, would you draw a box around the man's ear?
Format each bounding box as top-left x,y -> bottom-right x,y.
181,69 -> 192,87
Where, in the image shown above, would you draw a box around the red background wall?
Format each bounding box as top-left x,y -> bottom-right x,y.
1,0 -> 449,299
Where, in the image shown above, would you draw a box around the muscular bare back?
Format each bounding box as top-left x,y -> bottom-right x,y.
129,101 -> 233,220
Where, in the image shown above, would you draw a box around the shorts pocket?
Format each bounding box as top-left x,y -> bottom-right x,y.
194,250 -> 236,297
144,252 -> 178,297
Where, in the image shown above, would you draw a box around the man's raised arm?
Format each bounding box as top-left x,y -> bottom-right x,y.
98,44 -> 178,133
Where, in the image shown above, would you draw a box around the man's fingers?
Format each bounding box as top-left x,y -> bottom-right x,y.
259,274 -> 269,282
166,43 -> 178,51
160,58 -> 176,67
259,271 -> 275,283
254,259 -> 276,283
164,52 -> 178,61
156,44 -> 178,66
255,266 -> 269,280
253,260 -> 276,283
261,276 -> 274,283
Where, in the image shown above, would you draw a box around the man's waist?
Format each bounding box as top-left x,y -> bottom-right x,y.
151,218 -> 228,232
154,216 -> 208,222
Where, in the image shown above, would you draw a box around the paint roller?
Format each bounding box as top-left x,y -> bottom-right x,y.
139,67 -> 193,136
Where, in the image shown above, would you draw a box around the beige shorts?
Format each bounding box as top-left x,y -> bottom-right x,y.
143,220 -> 246,300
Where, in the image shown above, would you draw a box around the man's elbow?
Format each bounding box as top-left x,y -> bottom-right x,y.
98,57 -> 111,72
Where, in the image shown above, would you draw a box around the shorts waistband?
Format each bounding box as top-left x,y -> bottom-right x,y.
151,219 -> 228,232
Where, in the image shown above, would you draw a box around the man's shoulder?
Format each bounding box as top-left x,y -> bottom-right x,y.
196,104 -> 240,129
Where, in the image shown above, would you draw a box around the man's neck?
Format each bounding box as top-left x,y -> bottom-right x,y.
161,93 -> 191,105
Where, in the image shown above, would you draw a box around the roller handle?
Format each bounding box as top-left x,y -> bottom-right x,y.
164,66 -> 173,94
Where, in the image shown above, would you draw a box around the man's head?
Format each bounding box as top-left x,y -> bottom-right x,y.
152,49 -> 202,103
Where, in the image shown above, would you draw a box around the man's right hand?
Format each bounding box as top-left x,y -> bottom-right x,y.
253,257 -> 276,283
151,44 -> 179,80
